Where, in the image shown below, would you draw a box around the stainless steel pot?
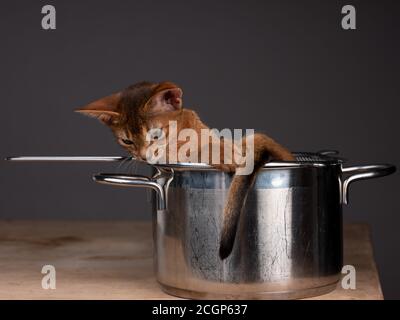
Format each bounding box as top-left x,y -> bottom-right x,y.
92,151 -> 395,299
6,151 -> 396,299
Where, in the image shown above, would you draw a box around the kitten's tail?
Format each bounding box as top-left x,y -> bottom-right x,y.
218,134 -> 294,260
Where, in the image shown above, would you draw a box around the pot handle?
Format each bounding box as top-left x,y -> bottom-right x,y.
341,164 -> 396,204
92,173 -> 168,210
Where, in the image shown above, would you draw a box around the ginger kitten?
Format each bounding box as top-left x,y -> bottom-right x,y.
76,81 -> 294,259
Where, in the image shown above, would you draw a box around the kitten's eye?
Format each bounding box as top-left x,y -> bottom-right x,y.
121,139 -> 134,145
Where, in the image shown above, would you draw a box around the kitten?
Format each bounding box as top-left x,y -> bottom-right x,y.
76,81 -> 295,259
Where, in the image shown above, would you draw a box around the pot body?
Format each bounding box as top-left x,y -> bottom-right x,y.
6,153 -> 395,299
151,164 -> 343,299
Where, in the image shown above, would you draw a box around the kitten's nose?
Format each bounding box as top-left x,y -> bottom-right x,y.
139,150 -> 148,162
129,151 -> 144,162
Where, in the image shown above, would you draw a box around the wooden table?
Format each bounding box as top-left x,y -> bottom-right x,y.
0,221 -> 383,300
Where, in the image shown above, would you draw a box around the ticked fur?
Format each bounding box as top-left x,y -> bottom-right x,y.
76,81 -> 295,259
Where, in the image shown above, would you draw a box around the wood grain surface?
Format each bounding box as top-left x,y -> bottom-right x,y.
0,221 -> 383,300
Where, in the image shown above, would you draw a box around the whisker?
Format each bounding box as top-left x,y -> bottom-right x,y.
115,157 -> 131,173
127,159 -> 138,174
115,160 -> 123,172
131,161 -> 138,174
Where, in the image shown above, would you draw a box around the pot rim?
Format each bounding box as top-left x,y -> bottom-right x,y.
153,152 -> 344,171
5,151 -> 344,170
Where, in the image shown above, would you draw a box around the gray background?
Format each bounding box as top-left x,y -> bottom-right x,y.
0,0 -> 399,298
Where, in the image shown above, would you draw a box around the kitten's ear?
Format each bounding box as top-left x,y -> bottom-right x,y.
145,82 -> 183,114
75,92 -> 121,125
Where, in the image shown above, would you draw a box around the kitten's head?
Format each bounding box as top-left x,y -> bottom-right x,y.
76,81 -> 183,160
